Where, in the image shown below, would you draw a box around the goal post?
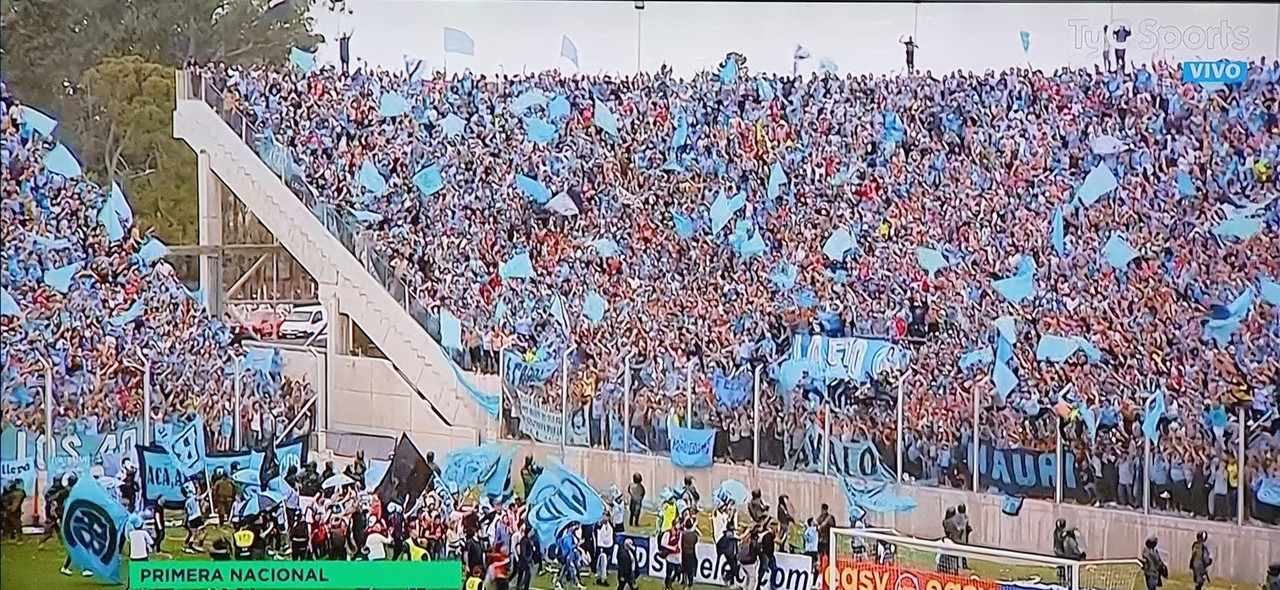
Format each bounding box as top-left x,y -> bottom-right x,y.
825,528 -> 1142,590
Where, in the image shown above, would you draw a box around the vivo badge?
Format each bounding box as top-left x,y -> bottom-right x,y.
1182,60 -> 1248,84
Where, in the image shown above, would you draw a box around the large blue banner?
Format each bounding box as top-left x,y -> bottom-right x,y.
439,445 -> 514,499
168,417 -> 207,478
669,426 -> 716,468
137,437 -> 307,504
526,461 -> 605,548
0,456 -> 37,494
787,335 -> 911,383
976,444 -> 1079,500
62,477 -> 130,583
711,369 -> 751,408
2,422 -> 142,482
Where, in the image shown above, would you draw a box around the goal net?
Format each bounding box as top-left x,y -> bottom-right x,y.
826,528 -> 1142,590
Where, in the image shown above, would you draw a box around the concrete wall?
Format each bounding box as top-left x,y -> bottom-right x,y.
310,1 -> 1280,76
278,350 -> 1277,583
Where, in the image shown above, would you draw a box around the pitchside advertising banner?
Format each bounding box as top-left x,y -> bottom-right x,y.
613,534 -> 814,590
827,559 -> 999,590
130,561 -> 463,589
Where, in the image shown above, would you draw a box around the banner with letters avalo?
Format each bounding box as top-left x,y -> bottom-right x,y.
137,437 -> 307,505
669,426 -> 716,468
526,461 -> 604,548
788,334 -> 911,383
802,425 -> 895,481
62,476 -> 130,583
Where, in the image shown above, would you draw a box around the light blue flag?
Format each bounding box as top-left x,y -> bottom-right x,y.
138,238 -> 168,263
1050,207 -> 1065,256
440,445 -> 510,496
526,461 -> 605,548
1176,170 -> 1196,197
443,27 -> 476,55
840,478 -> 917,514
1,289 -> 20,317
61,477 -> 130,583
1073,336 -> 1102,364
769,264 -> 798,290
823,228 -> 854,260
510,91 -> 548,114
713,479 -> 749,505
168,417 -> 207,478
958,347 -> 994,370
709,192 -> 736,234
767,162 -> 787,199
549,294 -> 570,336
718,58 -> 739,85
593,98 -> 618,136
379,92 -> 410,118
441,344 -> 500,418
440,113 -> 466,138
778,357 -> 809,393
819,58 -> 839,75
43,143 -> 82,178
915,246 -> 948,278
1261,277 -> 1280,307
671,115 -> 688,151
440,308 -> 463,350
583,292 -> 607,325
1213,215 -> 1263,240
1036,334 -> 1080,362
589,238 -> 619,257
995,336 -> 1014,366
1204,288 -> 1255,346
289,47 -> 316,73
994,316 -> 1017,344
350,210 -> 383,224
548,95 -> 571,120
500,252 -> 534,280
669,426 -> 716,468
1076,401 -> 1097,442
515,174 -> 552,204
1143,390 -> 1165,442
992,256 -> 1036,303
1101,233 -> 1139,269
757,78 -> 775,101
18,106 -> 58,137
110,182 -> 133,228
523,117 -> 557,144
1019,30 -> 1031,53
993,362 -> 1017,402
108,298 -> 146,326
672,210 -> 695,238
1074,163 -> 1118,206
358,160 -> 387,194
412,164 -> 444,197
43,263 -> 82,293
98,201 -> 125,242
493,299 -> 507,324
560,36 -> 580,68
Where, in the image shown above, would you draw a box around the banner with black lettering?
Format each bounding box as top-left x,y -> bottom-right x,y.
137,437 -> 307,505
976,444 -> 1081,501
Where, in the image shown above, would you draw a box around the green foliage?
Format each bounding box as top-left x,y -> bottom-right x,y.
1,0 -> 322,245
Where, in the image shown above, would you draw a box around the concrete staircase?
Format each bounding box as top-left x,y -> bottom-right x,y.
173,75 -> 487,432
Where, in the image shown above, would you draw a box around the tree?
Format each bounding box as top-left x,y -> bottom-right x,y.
1,0 -> 322,245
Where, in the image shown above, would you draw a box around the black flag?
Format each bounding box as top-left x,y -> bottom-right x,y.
375,434 -> 430,509
258,423 -> 279,486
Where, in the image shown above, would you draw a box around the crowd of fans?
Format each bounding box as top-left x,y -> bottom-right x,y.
195,52 -> 1280,526
0,83 -> 313,458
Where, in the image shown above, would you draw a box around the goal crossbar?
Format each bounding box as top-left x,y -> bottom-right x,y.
827,528 -> 1142,590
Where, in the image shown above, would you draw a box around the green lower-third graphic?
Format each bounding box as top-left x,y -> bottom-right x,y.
129,560 -> 464,589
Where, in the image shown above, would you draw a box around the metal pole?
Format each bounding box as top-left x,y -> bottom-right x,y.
823,402 -> 831,476
304,347 -> 329,452
142,359 -> 153,445
623,352 -> 635,454
1238,406 -> 1246,525
685,366 -> 693,427
1143,433 -> 1151,515
1055,416 -> 1064,504
972,385 -> 980,494
896,373 -> 905,483
560,347 -> 574,455
498,347 -> 508,439
234,372 -> 243,449
41,359 -> 54,478
276,393 -> 320,446
753,366 -> 762,466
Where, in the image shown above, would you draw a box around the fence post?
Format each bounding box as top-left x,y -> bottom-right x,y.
142,358 -> 153,445
234,372 -> 243,449
896,374 -> 905,483
1055,416 -> 1064,504
40,358 -> 54,478
752,365 -> 762,466
971,386 -> 980,494
560,347 -> 575,455
823,402 -> 831,476
623,352 -> 635,454
1143,433 -> 1152,515
1238,406 -> 1246,525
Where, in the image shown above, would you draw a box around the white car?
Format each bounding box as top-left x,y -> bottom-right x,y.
278,304 -> 328,340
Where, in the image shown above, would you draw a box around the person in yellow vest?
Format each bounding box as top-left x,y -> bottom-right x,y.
658,490 -> 678,533
233,522 -> 255,560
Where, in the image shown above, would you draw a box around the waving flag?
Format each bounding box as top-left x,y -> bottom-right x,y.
560,35 -> 580,68
413,164 -> 444,197
1,289 -> 20,317
62,478 -> 130,583
289,47 -> 316,74
593,98 -> 618,136
44,144 -> 83,178
443,27 -> 475,55
168,417 -> 207,477
18,106 -> 58,137
527,462 -> 605,548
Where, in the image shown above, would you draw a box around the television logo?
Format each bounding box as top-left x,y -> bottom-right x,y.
1182,60 -> 1248,84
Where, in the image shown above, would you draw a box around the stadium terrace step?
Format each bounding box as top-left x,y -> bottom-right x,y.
173,78 -> 491,433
